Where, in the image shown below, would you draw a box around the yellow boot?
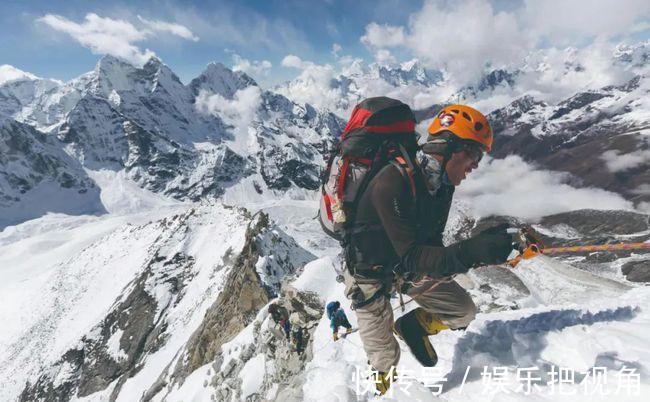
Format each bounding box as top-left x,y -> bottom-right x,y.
373,367 -> 397,396
414,308 -> 449,335
393,308 -> 449,367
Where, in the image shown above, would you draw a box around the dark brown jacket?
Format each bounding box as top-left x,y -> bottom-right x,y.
350,163 -> 467,278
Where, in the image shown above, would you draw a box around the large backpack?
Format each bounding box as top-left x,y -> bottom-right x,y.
319,97 -> 419,243
326,301 -> 340,319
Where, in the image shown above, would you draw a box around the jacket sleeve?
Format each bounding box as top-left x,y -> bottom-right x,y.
369,166 -> 468,277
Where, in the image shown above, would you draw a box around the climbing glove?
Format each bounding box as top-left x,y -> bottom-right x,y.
454,223 -> 513,269
333,332 -> 339,342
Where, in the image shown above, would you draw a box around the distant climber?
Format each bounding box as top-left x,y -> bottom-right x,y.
326,301 -> 352,341
268,302 -> 291,342
289,310 -> 309,355
320,98 -> 514,395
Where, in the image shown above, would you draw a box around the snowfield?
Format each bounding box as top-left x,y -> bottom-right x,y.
1,183 -> 649,401
1,48 -> 649,401
293,255 -> 649,402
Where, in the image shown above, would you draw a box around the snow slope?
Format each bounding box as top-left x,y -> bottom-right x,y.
112,196 -> 647,402
2,48 -> 649,402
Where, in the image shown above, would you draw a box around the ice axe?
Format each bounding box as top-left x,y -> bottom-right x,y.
506,227 -> 650,268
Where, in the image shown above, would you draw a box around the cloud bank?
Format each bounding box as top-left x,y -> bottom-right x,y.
195,86 -> 262,139
360,0 -> 650,84
37,13 -> 199,66
601,149 -> 650,172
456,155 -> 634,221
232,54 -> 272,78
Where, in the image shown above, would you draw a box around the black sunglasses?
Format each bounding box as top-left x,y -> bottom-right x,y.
457,142 -> 484,164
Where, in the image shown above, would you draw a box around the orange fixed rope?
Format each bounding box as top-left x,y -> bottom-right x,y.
507,241 -> 650,268
543,242 -> 650,255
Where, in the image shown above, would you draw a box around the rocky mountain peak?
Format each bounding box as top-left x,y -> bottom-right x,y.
477,69 -> 517,92
90,55 -> 142,96
614,40 -> 650,67
142,56 -> 184,89
189,62 -> 258,98
373,59 -> 442,87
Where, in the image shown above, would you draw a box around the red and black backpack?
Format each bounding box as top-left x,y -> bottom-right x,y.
319,97 -> 419,243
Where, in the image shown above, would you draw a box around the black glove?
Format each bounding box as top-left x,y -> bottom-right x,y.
453,223 -> 514,269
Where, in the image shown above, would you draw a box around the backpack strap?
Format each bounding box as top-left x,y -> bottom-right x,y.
392,157 -> 417,198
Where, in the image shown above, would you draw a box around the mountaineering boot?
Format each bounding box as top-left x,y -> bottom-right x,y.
393,308 -> 449,367
372,366 -> 397,396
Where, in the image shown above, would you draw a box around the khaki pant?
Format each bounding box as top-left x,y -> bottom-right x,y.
344,270 -> 476,372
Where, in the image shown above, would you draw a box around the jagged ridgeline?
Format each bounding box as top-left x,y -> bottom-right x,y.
0,56 -> 345,228
15,207 -> 316,401
2,44 -> 650,402
3,47 -> 650,228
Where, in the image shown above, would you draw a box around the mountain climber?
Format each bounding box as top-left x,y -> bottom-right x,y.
327,301 -> 353,341
289,310 -> 310,355
268,302 -> 291,342
339,103 -> 513,395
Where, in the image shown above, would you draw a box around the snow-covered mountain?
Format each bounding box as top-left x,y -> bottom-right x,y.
361,46 -> 650,209
4,194 -> 647,401
2,204 -> 315,401
276,42 -> 650,121
0,119 -> 104,227
274,59 -> 445,117
1,45 -> 650,402
0,56 -> 344,228
488,73 -> 650,206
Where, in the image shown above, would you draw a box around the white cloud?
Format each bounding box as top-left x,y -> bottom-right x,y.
374,49 -> 396,64
601,149 -> 650,172
195,86 -> 262,139
637,201 -> 650,214
276,54 -> 454,116
456,155 -> 634,221
37,13 -> 198,66
631,184 -> 650,195
361,0 -> 527,84
360,22 -> 406,48
232,54 -> 272,77
0,65 -> 38,85
38,13 -> 154,65
359,0 -> 650,85
137,15 -> 199,41
522,0 -> 650,45
281,54 -> 311,69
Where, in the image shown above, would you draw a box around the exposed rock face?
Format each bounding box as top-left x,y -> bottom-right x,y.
175,213 -> 273,376
19,211 -> 200,401
489,74 -> 650,205
207,287 -> 323,402
539,210 -> 650,241
138,214 -> 318,401
621,260 -> 650,282
188,62 -> 257,99
16,207 -> 314,402
0,56 -> 346,225
0,118 -> 104,227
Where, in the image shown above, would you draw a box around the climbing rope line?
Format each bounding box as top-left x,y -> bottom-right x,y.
389,275 -> 458,313
543,242 -> 650,255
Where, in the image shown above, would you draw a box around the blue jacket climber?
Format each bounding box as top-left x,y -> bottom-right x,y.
327,301 -> 352,341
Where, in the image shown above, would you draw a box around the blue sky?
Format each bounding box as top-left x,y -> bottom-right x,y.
0,0 -> 426,85
1,0 -> 649,87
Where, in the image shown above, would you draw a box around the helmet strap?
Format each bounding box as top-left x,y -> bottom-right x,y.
439,137 -> 457,172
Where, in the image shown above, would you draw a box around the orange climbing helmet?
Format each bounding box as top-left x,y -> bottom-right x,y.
427,104 -> 493,152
